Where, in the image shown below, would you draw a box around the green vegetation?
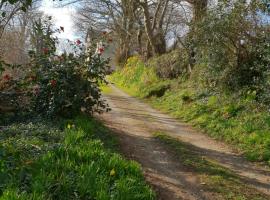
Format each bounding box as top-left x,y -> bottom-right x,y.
1,8 -> 155,200
111,57 -> 171,98
1,0 -> 269,198
154,132 -> 268,200
0,115 -> 155,200
0,17 -> 109,121
100,84 -> 113,95
110,56 -> 270,165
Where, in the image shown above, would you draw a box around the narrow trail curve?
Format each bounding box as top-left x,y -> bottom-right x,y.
97,85 -> 270,199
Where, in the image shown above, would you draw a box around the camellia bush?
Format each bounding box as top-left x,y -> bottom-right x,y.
26,18 -> 110,117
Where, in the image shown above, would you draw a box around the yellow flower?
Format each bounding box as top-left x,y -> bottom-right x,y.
110,168 -> 116,176
67,124 -> 71,129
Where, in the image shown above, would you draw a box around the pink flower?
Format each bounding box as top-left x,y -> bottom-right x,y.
42,48 -> 49,54
3,74 -> 11,81
50,79 -> 57,87
76,39 -> 82,45
98,47 -> 105,55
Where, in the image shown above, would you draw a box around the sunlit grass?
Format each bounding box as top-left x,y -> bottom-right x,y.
100,83 -> 113,94
0,115 -> 155,200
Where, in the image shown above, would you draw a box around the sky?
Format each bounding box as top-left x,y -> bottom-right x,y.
40,0 -> 77,40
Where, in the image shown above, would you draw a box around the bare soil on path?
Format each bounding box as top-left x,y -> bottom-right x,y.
97,84 -> 270,200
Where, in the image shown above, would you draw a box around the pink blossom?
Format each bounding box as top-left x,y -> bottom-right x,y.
3,74 -> 11,81
76,39 -> 82,45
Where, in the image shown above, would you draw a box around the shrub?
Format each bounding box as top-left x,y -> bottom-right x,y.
147,50 -> 188,79
0,18 -> 110,119
0,71 -> 31,123
26,19 -> 109,117
145,81 -> 170,98
110,56 -> 168,98
194,1 -> 270,95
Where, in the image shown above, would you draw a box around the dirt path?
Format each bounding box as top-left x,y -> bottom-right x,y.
98,84 -> 270,199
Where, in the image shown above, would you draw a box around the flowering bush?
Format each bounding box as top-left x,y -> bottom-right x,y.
27,19 -> 110,117
0,71 -> 31,119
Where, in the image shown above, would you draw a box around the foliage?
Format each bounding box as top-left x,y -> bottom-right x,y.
193,1 -> 270,93
0,70 -> 32,124
0,0 -> 32,17
110,56 -> 172,98
0,17 -> 110,119
0,115 -> 155,199
26,18 -> 109,117
147,50 -> 189,79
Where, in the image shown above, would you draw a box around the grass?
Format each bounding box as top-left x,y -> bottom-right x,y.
100,83 -> 113,95
154,132 -> 269,200
109,56 -> 270,165
0,115 -> 155,200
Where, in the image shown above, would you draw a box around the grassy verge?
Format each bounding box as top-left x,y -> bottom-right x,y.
100,83 -> 113,95
154,132 -> 268,200
0,115 -> 155,200
109,56 -> 270,165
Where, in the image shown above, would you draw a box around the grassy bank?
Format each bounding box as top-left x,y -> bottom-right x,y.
0,115 -> 155,199
110,56 -> 270,165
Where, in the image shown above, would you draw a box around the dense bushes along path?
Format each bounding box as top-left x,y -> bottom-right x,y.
99,84 -> 270,200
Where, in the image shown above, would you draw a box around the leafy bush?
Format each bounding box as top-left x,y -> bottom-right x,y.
0,18 -> 110,119
194,1 -> 270,95
0,71 -> 32,124
26,19 -> 109,117
144,81 -> 170,98
110,56 -> 170,98
147,50 -> 188,79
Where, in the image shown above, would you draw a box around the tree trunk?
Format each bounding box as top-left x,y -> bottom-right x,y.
137,29 -> 142,54
153,30 -> 166,55
146,41 -> 152,59
140,0 -> 168,56
187,0 -> 208,73
193,0 -> 208,22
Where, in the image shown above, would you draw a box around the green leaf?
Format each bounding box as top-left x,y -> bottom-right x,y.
21,6 -> 27,12
1,12 -> 6,18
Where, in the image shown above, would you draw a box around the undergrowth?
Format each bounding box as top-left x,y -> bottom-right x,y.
110,56 -> 270,165
0,115 -> 155,200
